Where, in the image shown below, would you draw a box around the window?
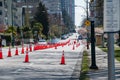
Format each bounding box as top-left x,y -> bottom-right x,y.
0,2 -> 2,6
0,10 -> 2,15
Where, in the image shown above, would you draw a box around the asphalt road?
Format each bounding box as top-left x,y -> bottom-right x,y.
0,34 -> 86,80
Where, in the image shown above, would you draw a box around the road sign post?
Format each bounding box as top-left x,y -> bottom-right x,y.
85,20 -> 90,49
104,0 -> 120,80
107,33 -> 115,80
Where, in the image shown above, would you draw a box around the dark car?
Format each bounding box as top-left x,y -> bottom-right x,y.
78,35 -> 83,40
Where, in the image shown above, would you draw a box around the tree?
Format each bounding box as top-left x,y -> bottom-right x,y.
34,1 -> 49,38
32,23 -> 43,40
5,26 -> 17,44
49,25 -> 62,38
22,26 -> 33,38
17,26 -> 21,34
5,26 -> 16,34
62,9 -> 75,33
16,26 -> 21,44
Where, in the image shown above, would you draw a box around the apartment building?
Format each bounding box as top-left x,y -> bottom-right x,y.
61,0 -> 75,25
40,0 -> 63,26
12,0 -> 40,27
0,0 -> 40,27
0,0 -> 75,30
40,0 -> 61,14
41,0 -> 75,26
0,0 -> 6,31
0,0 -> 5,24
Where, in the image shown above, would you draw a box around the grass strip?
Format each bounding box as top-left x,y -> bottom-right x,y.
79,51 -> 90,80
100,47 -> 120,62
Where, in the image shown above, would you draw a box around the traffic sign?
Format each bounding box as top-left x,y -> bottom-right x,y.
104,0 -> 120,32
85,20 -> 90,26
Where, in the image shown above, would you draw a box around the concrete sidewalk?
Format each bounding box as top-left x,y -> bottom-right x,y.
87,47 -> 120,80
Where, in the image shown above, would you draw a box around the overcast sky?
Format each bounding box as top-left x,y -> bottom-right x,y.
75,0 -> 86,27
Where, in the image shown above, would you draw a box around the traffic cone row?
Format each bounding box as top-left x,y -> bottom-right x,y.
0,44 -> 67,65
0,43 -> 31,63
0,43 -> 68,65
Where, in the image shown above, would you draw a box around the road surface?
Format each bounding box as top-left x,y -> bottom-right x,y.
0,33 -> 86,80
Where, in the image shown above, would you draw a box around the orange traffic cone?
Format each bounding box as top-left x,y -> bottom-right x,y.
68,43 -> 70,46
60,50 -> 65,65
21,45 -> 24,54
15,46 -> 19,55
72,45 -> 75,50
33,45 -> 36,51
26,46 -> 28,52
55,45 -> 57,49
62,44 -> 64,47
7,46 -> 12,57
0,46 -> 3,59
29,44 -> 32,52
24,50 -> 29,63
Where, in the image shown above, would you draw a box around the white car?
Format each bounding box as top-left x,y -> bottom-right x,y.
38,39 -> 47,45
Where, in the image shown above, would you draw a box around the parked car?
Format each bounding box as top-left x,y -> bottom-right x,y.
61,34 -> 68,40
38,39 -> 47,45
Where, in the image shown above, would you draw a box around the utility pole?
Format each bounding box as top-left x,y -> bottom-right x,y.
86,0 -> 88,20
86,0 -> 89,49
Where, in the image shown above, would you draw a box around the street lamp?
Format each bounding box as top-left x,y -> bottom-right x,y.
89,0 -> 98,69
11,0 -> 14,47
76,0 -> 98,69
20,28 -> 24,45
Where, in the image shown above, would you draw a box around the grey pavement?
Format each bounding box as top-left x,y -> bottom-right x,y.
87,46 -> 120,80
